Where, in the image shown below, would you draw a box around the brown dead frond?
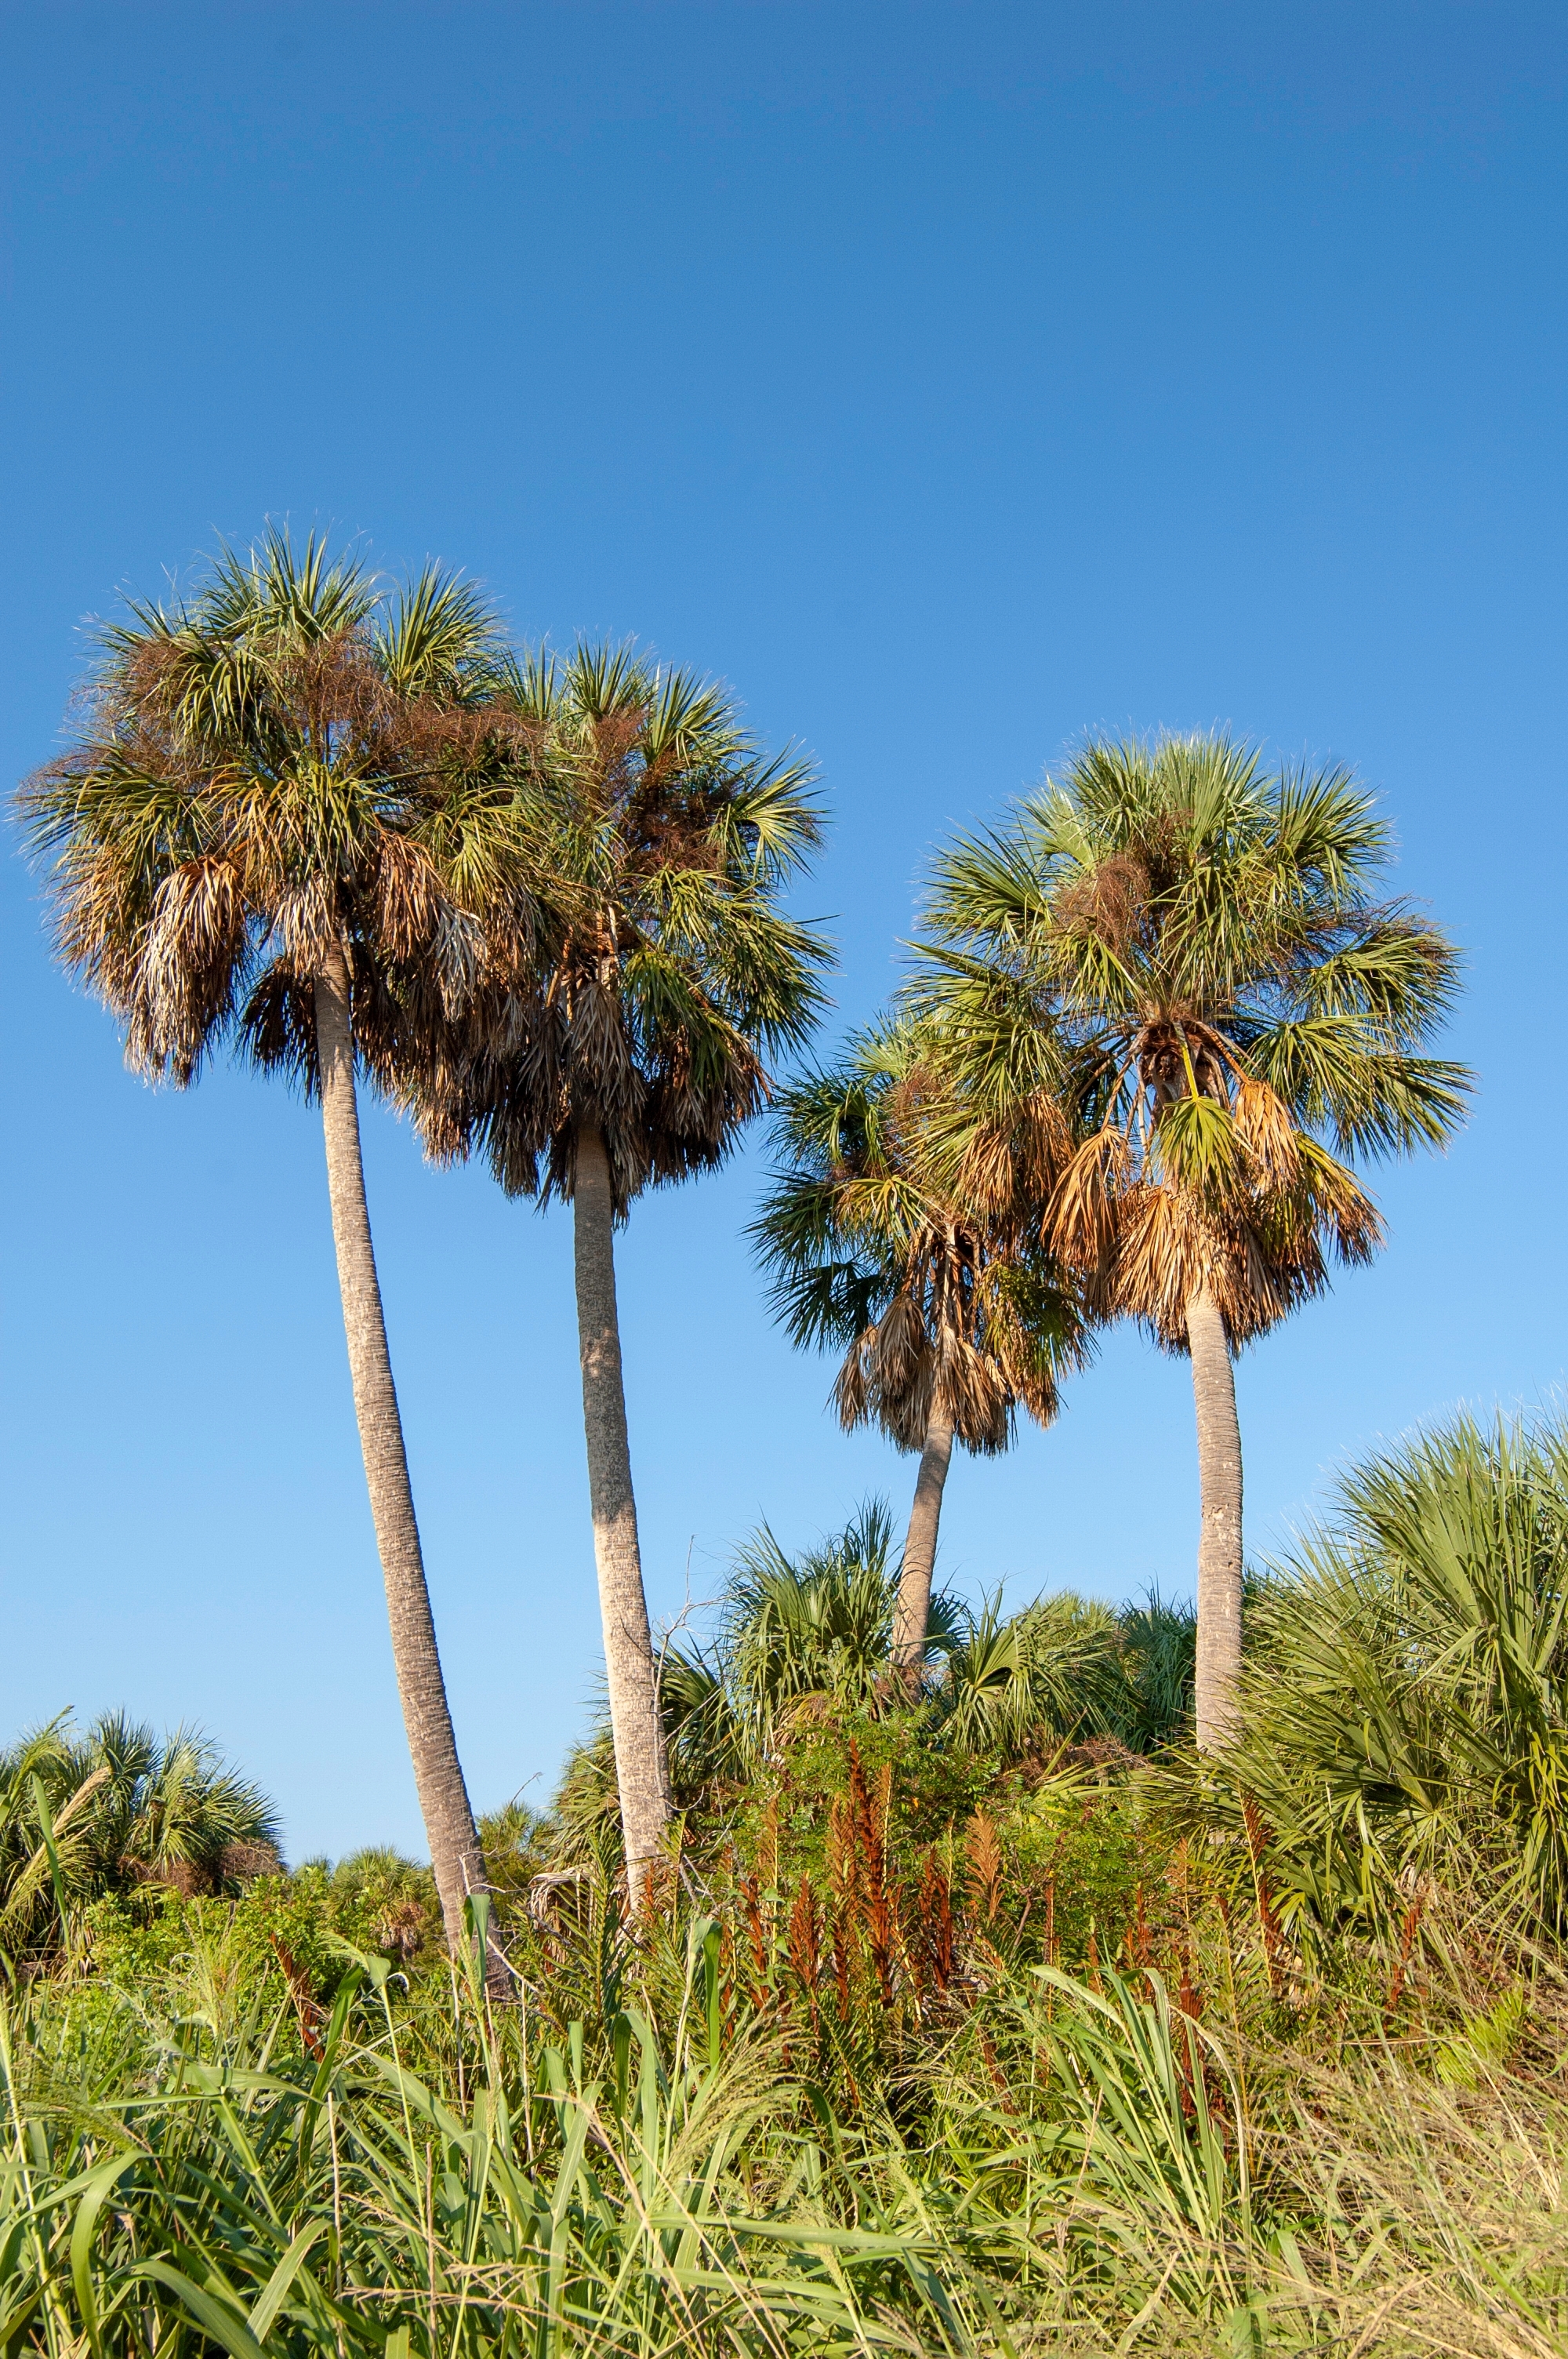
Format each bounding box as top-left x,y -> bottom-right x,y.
129,855 -> 250,1078
951,1120 -> 1023,1217
1048,1125 -> 1134,1271
1011,1084 -> 1074,1199
931,1334 -> 1014,1454
373,833 -> 448,965
1054,851 -> 1150,954
1234,1076 -> 1301,1185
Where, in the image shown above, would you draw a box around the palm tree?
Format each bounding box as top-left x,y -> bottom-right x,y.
21,531 -> 513,1975
751,1023 -> 1089,1674
0,1713 -> 281,1962
919,732 -> 1470,1747
412,645 -> 829,1901
654,1503 -> 963,1799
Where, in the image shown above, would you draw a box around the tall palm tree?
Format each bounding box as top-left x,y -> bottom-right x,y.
412,645 -> 829,1900
751,1023 -> 1089,1673
21,531 -> 513,1974
918,732 -> 1470,1748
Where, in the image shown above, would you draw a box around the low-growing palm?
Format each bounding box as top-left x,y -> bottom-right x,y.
0,1713 -> 280,1957
21,531 -> 511,1969
920,732 -> 1469,1746
413,645 -> 829,1898
656,1503 -> 964,1792
719,1500 -> 938,1735
752,1024 -> 1089,1671
1231,1412 -> 1568,1943
939,1590 -> 1123,1754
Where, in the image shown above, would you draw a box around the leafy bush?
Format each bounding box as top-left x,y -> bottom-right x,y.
1219,1410 -> 1568,1952
1,1867 -> 1561,2359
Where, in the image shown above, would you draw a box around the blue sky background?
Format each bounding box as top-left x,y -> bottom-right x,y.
2,2 -> 1563,1860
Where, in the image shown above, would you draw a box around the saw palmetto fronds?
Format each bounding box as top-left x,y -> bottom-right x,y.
0,1714 -> 279,1960
1223,1411 -> 1568,1943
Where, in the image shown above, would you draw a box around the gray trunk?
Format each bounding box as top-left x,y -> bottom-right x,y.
891,1410 -> 954,1673
571,1121 -> 671,1906
1187,1282 -> 1243,1750
315,948 -> 503,1991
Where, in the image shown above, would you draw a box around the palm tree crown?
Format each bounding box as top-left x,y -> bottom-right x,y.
920,733 -> 1470,1347
753,1023 -> 1086,1455
24,529 -> 505,1092
421,642 -> 829,1209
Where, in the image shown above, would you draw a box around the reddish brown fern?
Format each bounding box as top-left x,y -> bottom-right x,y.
1383,1892 -> 1426,2030
270,1936 -> 326,2059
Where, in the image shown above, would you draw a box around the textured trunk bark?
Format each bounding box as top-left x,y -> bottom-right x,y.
571,1121 -> 671,1906
314,948 -> 503,1993
1187,1282 -> 1243,1750
891,1411 -> 954,1674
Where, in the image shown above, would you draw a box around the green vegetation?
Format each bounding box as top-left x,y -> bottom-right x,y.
2,1417 -> 1567,2352
16,529 -> 1555,2350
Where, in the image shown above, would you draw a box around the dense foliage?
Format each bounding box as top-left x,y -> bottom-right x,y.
2,1415 -> 1566,2353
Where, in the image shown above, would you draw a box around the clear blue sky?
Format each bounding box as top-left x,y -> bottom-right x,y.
2,2 -> 1563,1861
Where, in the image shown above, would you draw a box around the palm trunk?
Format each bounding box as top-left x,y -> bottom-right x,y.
891,1410 -> 954,1674
571,1121 -> 670,1906
1186,1282 -> 1243,1750
315,947 -> 503,1991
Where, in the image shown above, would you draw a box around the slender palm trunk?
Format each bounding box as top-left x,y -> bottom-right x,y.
891,1410 -> 954,1674
571,1121 -> 670,1906
315,947 -> 503,1990
1186,1281 -> 1243,1750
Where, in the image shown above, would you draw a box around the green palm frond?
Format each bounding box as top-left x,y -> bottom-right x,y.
377,566 -> 506,702
939,1590 -> 1123,1751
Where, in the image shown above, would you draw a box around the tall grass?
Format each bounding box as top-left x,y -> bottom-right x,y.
7,1412 -> 1568,2353
1,1865 -> 1563,2357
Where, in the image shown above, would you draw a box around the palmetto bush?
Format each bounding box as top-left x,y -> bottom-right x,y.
1219,1409 -> 1568,1950
654,1510 -> 1192,1809
0,1714 -> 278,1965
